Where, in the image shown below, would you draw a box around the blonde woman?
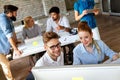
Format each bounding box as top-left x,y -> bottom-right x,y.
22,16 -> 42,39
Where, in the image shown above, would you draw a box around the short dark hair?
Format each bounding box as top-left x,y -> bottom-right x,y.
4,5 -> 18,13
49,6 -> 60,14
43,32 -> 60,44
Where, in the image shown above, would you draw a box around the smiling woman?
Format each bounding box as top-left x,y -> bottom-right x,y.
73,21 -> 120,65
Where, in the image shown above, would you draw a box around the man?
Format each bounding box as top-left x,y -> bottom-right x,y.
35,31 -> 64,66
26,32 -> 64,80
46,6 -> 71,33
0,5 -> 21,80
46,6 -> 74,64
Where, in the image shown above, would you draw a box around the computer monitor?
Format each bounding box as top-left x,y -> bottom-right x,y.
32,64 -> 120,80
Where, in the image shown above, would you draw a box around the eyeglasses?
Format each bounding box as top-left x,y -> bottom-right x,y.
47,42 -> 61,50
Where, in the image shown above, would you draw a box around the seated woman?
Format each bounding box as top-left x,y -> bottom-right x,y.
73,21 -> 119,65
22,16 -> 42,39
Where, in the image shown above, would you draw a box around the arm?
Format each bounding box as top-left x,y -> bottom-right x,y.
57,25 -> 71,32
56,16 -> 71,32
100,40 -> 119,61
22,28 -> 27,40
8,37 -> 21,55
36,24 -> 42,36
74,10 -> 88,21
13,32 -> 21,44
46,18 -> 52,32
74,1 -> 88,21
73,48 -> 82,65
112,54 -> 119,61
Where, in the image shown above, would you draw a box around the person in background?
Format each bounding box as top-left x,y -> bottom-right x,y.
22,16 -> 42,39
74,0 -> 101,40
0,5 -> 21,80
26,32 -> 64,80
73,22 -> 119,65
46,6 -> 71,33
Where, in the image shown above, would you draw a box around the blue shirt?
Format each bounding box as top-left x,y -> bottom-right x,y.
74,0 -> 96,28
0,13 -> 14,54
73,40 -> 116,65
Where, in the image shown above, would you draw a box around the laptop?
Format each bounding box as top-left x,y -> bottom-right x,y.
32,64 -> 120,80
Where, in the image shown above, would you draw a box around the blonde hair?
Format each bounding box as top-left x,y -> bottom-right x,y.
23,16 -> 33,28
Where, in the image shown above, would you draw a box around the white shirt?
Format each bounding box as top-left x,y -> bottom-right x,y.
46,16 -> 70,33
35,52 -> 64,67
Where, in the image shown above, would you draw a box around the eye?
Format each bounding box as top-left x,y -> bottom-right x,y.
85,36 -> 89,39
79,37 -> 82,40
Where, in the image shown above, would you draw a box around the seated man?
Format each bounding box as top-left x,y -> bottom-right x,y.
46,6 -> 74,64
46,6 -> 71,33
26,32 -> 64,80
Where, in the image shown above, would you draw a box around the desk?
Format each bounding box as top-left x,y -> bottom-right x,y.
14,32 -> 80,64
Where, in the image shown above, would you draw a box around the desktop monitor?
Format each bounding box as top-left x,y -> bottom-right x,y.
32,64 -> 120,80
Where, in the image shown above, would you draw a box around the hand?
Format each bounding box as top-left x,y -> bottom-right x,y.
112,54 -> 119,61
56,24 -> 65,31
13,49 -> 22,59
82,10 -> 88,16
16,40 -> 22,44
93,9 -> 99,15
13,49 -> 22,56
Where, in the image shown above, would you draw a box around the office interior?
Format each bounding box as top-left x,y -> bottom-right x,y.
0,0 -> 120,80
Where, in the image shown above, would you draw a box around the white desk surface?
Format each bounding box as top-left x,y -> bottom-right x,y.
14,32 -> 80,59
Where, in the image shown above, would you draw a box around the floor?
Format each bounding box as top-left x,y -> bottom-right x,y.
9,14 -> 120,80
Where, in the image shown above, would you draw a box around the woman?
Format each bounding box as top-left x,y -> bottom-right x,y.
74,0 -> 100,40
22,16 -> 42,39
73,22 -> 119,65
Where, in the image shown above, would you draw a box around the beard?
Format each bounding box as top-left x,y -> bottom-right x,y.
52,18 -> 57,21
10,16 -> 16,21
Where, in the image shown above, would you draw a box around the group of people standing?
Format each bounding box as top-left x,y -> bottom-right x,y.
0,0 -> 120,80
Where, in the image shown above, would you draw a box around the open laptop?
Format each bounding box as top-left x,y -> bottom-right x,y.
32,64 -> 120,80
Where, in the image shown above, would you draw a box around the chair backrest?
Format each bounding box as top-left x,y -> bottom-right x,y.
0,65 -> 7,80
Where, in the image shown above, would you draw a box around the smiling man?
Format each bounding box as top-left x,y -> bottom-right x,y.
26,32 -> 64,80
35,31 -> 64,66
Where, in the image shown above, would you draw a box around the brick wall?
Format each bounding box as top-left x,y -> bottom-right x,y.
0,0 -> 101,40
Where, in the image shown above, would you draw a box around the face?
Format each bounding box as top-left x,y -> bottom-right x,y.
50,12 -> 59,21
10,11 -> 17,21
45,38 -> 61,59
78,31 -> 93,47
28,18 -> 34,27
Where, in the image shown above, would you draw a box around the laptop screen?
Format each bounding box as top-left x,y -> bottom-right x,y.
32,64 -> 120,80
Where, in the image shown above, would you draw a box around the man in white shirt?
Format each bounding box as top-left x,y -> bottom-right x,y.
46,6 -> 71,33
35,31 -> 64,66
26,32 -> 64,80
